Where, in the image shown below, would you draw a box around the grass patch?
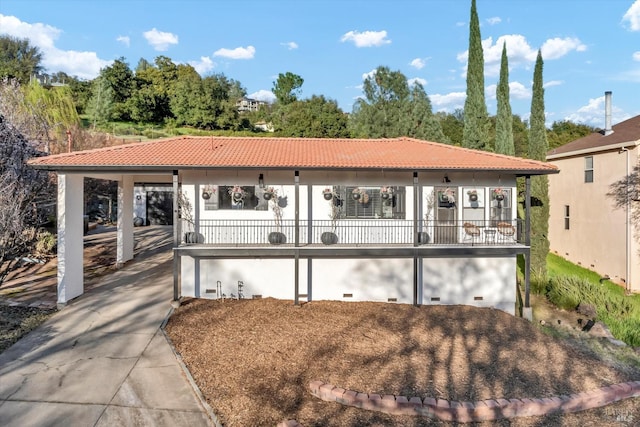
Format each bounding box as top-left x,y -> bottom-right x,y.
538,253 -> 640,347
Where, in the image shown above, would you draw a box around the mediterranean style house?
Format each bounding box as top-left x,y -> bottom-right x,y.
547,93 -> 639,294
30,136 -> 558,315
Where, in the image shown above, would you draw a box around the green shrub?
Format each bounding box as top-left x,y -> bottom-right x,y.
545,274 -> 640,347
546,276 -> 577,310
35,231 -> 56,255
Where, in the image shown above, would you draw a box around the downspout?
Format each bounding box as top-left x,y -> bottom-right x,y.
524,175 -> 532,308
621,147 -> 631,293
172,170 -> 180,302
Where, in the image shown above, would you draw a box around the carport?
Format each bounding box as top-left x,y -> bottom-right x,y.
53,170 -> 175,306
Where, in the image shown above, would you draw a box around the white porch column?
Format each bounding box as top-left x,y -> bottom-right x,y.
117,175 -> 134,267
57,173 -> 84,305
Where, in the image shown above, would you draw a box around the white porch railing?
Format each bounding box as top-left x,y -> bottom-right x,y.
181,219 -> 524,246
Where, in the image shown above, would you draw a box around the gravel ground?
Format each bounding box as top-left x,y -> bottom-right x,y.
165,298 -> 640,427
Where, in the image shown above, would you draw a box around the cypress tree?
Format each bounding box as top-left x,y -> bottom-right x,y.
462,0 -> 490,150
528,50 -> 550,277
495,42 -> 514,155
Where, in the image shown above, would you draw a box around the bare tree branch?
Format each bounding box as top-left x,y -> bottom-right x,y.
607,162 -> 640,243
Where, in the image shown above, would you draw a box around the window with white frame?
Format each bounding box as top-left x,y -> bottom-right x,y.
202,185 -> 267,211
564,205 -> 570,230
335,186 -> 406,219
584,156 -> 594,183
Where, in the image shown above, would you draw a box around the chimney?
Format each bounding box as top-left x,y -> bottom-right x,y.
604,91 -> 613,136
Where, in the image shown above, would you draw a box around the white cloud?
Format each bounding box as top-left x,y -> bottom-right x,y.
486,84 -> 497,100
633,51 -> 640,61
46,50 -> 111,79
544,80 -> 563,88
214,45 -> 256,59
408,77 -> 427,87
429,92 -> 466,111
340,30 -> 391,47
0,14 -> 110,79
563,95 -> 629,126
281,41 -> 298,50
0,14 -> 59,49
189,56 -> 215,75
509,81 -> 530,99
458,34 -> 586,77
248,89 -> 276,103
455,21 -> 466,27
116,35 -> 130,47
143,28 -> 178,51
362,68 -> 377,80
622,0 -> 640,31
410,58 -> 427,69
486,17 -> 501,25
540,37 -> 586,60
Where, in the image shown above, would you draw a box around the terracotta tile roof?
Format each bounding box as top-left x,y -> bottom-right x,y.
547,115 -> 640,157
29,136 -> 557,174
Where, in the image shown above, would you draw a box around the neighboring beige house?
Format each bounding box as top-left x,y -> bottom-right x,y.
547,92 -> 640,293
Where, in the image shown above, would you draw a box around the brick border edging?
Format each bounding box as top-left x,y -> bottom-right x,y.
309,380 -> 640,423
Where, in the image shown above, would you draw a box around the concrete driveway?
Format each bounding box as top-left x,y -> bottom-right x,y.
0,227 -> 214,426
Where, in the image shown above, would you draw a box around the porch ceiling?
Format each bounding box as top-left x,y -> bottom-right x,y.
29,136 -> 558,176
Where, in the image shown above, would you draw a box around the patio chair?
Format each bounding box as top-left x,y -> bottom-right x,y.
496,222 -> 516,242
463,222 -> 481,244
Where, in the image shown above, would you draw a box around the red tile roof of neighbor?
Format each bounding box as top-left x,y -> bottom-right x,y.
29,136 -> 558,174
547,115 -> 640,158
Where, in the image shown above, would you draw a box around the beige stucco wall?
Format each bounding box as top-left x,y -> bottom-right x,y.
548,147 -> 639,292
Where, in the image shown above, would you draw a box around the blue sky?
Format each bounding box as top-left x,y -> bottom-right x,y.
1,0 -> 639,127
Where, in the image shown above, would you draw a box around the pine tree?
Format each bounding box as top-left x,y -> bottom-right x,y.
528,50 -> 550,277
495,42 -> 514,155
407,83 -> 449,143
462,0 -> 490,150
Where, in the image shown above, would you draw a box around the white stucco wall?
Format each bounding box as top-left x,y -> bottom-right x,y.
422,257 -> 517,314
181,256 -> 517,313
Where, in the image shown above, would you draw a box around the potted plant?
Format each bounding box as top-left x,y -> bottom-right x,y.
267,187 -> 286,245
352,187 -> 362,201
202,185 -> 216,200
352,187 -> 369,204
418,189 -> 434,244
321,187 -> 341,245
178,190 -> 200,244
438,187 -> 455,207
380,186 -> 395,206
493,187 -> 506,201
467,189 -> 478,202
263,186 -> 276,201
380,186 -> 393,200
229,185 -> 247,202
322,188 -> 333,200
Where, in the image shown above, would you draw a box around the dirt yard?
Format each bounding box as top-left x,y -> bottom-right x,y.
165,297 -> 640,427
